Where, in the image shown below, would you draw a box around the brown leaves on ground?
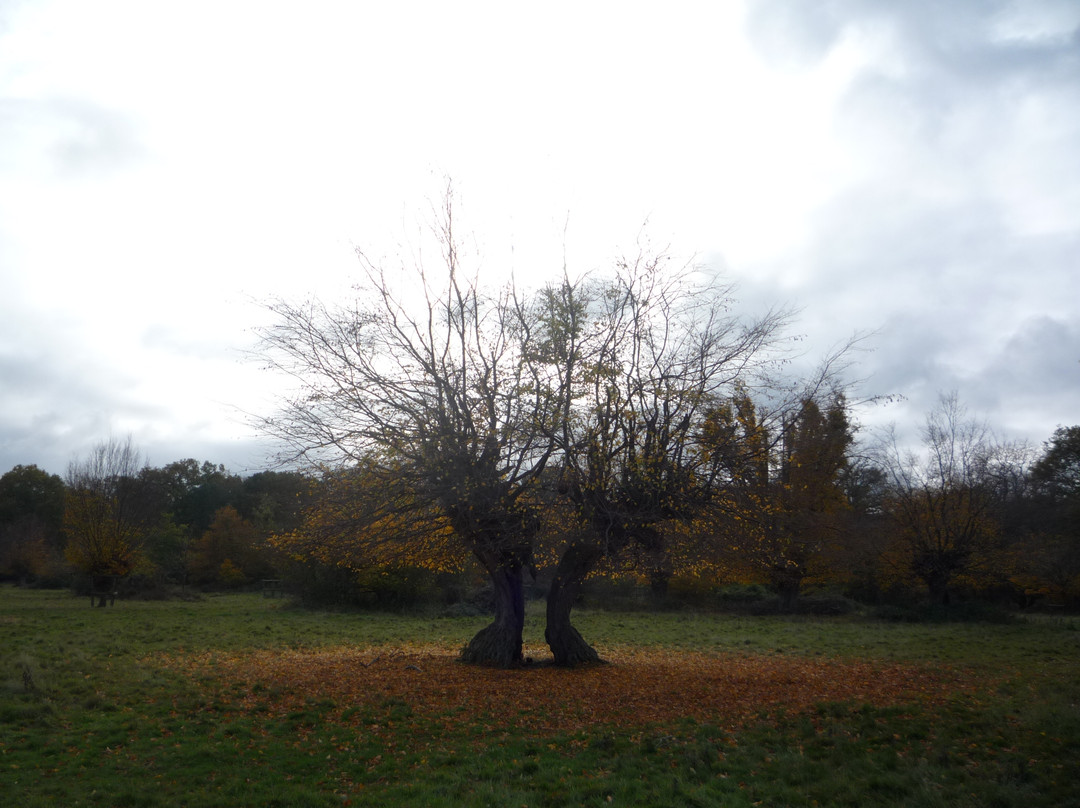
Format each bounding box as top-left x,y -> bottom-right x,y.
157,643 -> 981,739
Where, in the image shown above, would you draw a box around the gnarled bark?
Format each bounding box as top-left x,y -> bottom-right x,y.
545,541 -> 603,666
460,561 -> 525,667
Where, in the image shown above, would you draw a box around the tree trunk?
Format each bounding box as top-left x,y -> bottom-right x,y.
776,582 -> 799,613
926,575 -> 951,606
914,559 -> 954,607
460,562 -> 525,667
769,567 -> 803,613
545,542 -> 602,666
648,562 -> 670,601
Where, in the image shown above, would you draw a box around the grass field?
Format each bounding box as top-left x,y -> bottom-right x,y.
2,587 -> 1078,807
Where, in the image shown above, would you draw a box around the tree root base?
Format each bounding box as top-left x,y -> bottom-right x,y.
547,624 -> 602,667
459,622 -> 522,668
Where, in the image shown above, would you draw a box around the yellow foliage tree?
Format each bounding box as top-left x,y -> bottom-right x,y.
271,460 -> 469,578
704,391 -> 853,609
189,505 -> 274,586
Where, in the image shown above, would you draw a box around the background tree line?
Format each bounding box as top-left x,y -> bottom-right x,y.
1,418 -> 1077,619
0,446 -> 312,596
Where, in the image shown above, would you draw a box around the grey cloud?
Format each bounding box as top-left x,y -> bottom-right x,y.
737,0 -> 1080,445
837,313 -> 1079,448
0,302 -> 273,475
835,24 -> 1080,159
970,315 -> 1080,408
743,0 -> 851,67
0,96 -> 143,178
724,173 -> 1079,446
746,0 -> 1079,69
0,303 -> 143,474
0,347 -> 269,477
48,99 -> 143,178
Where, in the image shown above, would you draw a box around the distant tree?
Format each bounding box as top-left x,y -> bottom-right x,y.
834,457 -> 893,602
0,464 -> 66,535
707,392 -> 854,610
138,459 -> 243,535
135,458 -> 250,587
179,461 -> 243,534
1031,426 -> 1080,510
1018,426 -> 1080,605
64,437 -> 152,604
236,470 -> 313,533
876,394 -> 1022,605
142,516 -> 190,586
189,505 -> 272,586
0,465 -> 67,584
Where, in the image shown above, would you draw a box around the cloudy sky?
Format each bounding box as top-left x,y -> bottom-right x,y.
1,0 -> 1077,477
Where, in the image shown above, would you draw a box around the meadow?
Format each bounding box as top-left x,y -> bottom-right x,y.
2,587 -> 1078,807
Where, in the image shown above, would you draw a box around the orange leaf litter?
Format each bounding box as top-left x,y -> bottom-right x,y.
156,643 -> 983,738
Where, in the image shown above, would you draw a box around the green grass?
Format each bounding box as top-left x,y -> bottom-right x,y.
2,587 -> 1078,807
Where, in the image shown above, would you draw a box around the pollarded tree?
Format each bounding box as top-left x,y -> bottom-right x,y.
545,251 -> 793,664
257,195 -> 573,666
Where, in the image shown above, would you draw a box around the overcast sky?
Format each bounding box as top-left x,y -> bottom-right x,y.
1,0 -> 1078,477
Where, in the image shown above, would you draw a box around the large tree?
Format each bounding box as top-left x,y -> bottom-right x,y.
257,197 -> 572,666
270,458 -> 470,594
259,196 -> 862,664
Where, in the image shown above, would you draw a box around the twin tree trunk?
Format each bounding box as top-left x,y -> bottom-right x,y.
459,543 -> 602,668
